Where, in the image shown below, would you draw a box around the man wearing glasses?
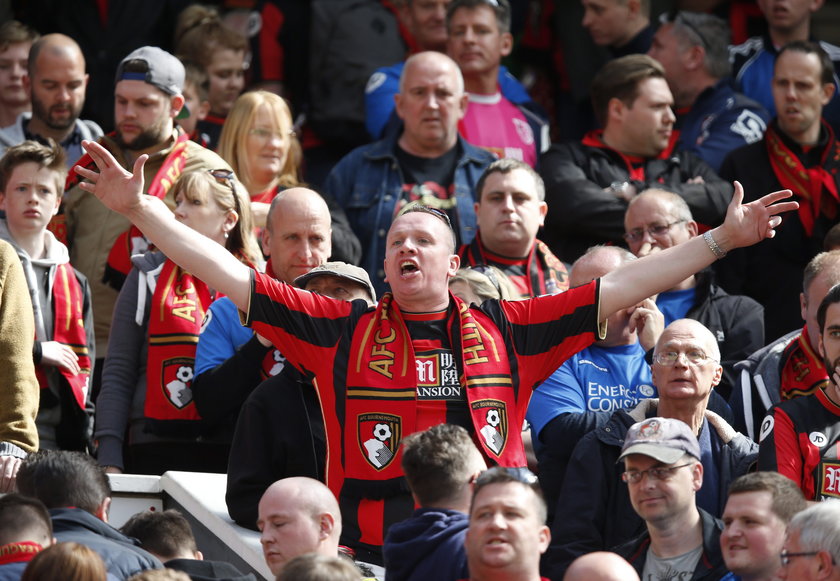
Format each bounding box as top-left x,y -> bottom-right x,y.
615,416 -> 728,581
545,319 -> 756,579
539,53 -> 732,264
624,188 -> 765,399
778,501 -> 840,581
647,12 -> 768,173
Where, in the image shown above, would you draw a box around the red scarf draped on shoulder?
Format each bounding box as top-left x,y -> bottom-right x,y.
765,121 -> 840,236
582,129 -> 679,182
144,259 -> 213,421
780,325 -> 828,400
35,263 -> 91,409
339,294 -> 525,488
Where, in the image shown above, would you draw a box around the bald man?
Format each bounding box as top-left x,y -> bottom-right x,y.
257,477 -> 342,577
326,51 -> 495,294
0,33 -> 102,166
193,188 -> 332,446
624,188 -> 765,399
563,551 -> 639,581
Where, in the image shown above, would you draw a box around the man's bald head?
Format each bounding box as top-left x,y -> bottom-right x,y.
25,33 -> 88,135
262,477 -> 341,527
257,477 -> 341,576
262,188 -> 332,283
655,318 -> 720,362
399,50 -> 464,94
564,551 -> 640,581
28,34 -> 85,77
570,245 -> 636,287
265,187 -> 330,234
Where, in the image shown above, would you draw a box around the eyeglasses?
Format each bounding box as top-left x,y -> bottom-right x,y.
623,220 -> 685,243
248,127 -> 295,141
621,462 -> 693,484
207,168 -> 242,220
654,349 -> 717,367
780,551 -> 822,567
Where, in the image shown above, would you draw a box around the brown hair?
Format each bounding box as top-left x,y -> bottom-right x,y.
277,554 -> 361,581
0,20 -> 39,53
727,471 -> 807,524
174,4 -> 247,68
591,54 -> 666,126
0,139 -> 66,195
21,542 -> 107,581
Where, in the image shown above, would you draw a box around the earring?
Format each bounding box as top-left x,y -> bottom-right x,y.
224,232 -> 229,239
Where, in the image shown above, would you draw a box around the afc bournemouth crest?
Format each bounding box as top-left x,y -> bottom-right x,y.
358,413 -> 401,470
472,399 -> 508,457
161,358 -> 195,409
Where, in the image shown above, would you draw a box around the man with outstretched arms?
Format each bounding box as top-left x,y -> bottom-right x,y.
74,141 -> 795,564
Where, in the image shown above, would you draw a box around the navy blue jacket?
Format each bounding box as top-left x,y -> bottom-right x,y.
675,80 -> 769,173
383,508 -> 469,581
50,508 -> 161,580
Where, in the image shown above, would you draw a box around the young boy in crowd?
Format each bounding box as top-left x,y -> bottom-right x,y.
0,140 -> 94,451
180,61 -> 212,147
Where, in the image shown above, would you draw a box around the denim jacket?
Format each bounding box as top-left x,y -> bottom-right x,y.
325,132 -> 495,295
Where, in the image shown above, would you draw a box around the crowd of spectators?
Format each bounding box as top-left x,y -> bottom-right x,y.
2,1 -> 840,580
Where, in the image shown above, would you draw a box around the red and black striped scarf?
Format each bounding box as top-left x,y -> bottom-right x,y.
765,121 -> 840,237
460,233 -> 569,297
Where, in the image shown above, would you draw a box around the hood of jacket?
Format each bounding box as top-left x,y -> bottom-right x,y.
384,508 -> 469,580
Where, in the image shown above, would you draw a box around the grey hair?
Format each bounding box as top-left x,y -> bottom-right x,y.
787,500 -> 840,566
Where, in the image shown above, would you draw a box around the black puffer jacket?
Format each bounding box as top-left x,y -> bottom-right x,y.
539,139 -> 732,263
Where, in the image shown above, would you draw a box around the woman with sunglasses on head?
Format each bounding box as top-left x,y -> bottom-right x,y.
217,91 -> 361,264
94,170 -> 260,476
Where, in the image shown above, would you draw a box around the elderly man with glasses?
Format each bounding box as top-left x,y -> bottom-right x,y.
778,501 -> 840,581
624,188 -> 765,400
544,319 -> 756,580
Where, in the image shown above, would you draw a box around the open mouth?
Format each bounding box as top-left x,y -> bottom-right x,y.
401,261 -> 419,275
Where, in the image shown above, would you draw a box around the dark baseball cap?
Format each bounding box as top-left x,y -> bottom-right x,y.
115,46 -> 185,96
618,417 -> 701,464
295,262 -> 377,302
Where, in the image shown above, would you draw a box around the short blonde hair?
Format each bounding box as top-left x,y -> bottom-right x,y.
217,91 -> 302,192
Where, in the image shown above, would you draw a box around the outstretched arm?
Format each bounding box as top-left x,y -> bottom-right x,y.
599,182 -> 797,319
75,140 -> 252,310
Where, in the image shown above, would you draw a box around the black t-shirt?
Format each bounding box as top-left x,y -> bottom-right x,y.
394,143 -> 462,241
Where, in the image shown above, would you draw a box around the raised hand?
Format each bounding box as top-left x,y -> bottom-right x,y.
628,298 -> 664,352
75,140 -> 149,216
718,181 -> 798,251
